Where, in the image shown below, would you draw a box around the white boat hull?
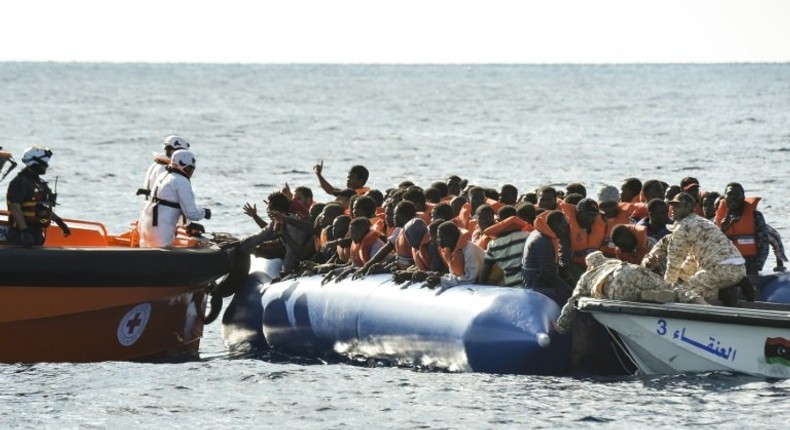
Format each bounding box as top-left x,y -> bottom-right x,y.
579,298 -> 790,378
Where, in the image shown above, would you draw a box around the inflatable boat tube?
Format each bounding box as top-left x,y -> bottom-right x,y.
259,273 -> 571,375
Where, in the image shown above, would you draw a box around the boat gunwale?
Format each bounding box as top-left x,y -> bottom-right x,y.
578,298 -> 790,329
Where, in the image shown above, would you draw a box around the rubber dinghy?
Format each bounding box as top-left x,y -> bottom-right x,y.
222,257 -> 571,375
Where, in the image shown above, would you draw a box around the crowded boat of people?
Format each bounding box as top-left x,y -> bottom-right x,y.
223,158 -> 788,313
7,136 -> 789,373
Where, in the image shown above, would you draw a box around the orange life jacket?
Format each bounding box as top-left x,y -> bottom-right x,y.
561,202 -> 607,267
602,203 -> 638,256
417,210 -> 432,225
355,187 -> 371,196
533,211 -> 560,263
629,202 -> 648,221
350,229 -> 382,267
458,202 -> 472,228
370,216 -> 386,235
315,226 -> 330,251
440,229 -> 471,276
451,217 -> 467,229
472,226 -> 490,249
424,202 -> 435,219
614,224 -> 650,264
485,198 -> 504,213
714,197 -> 760,257
466,217 -> 479,234
483,215 -> 534,238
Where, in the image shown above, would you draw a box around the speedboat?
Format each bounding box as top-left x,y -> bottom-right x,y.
222,257 -> 573,375
0,212 -> 248,363
578,298 -> 790,378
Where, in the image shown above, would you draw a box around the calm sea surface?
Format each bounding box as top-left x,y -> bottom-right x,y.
1,63 -> 789,428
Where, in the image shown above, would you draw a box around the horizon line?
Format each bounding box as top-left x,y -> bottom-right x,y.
2,60 -> 789,66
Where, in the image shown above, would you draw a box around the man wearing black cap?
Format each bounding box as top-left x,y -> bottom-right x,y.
661,192 -> 746,304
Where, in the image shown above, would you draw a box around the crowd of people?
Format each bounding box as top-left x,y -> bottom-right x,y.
7,137 -> 789,333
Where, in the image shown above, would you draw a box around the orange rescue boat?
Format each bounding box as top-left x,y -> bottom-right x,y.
0,212 -> 247,363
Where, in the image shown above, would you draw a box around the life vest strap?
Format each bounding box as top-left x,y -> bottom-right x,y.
151,197 -> 181,227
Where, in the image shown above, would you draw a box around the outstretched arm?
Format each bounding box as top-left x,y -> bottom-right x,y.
314,160 -> 337,195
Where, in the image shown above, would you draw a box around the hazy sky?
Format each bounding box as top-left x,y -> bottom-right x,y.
2,0 -> 788,63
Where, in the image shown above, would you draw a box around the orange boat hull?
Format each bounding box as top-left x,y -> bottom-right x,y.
0,286 -> 208,363
0,212 -> 239,363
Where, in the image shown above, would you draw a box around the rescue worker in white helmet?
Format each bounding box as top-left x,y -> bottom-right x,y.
6,146 -> 70,247
137,135 -> 191,200
138,149 -> 211,248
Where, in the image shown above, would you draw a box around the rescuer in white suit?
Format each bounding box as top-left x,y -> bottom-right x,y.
138,150 -> 211,248
137,135 -> 191,200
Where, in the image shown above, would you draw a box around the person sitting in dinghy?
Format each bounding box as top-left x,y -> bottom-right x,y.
424,221 -> 485,289
6,146 -> 70,247
138,150 -> 210,248
239,191 -> 312,277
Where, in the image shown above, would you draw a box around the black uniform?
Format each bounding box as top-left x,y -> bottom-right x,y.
6,168 -> 53,246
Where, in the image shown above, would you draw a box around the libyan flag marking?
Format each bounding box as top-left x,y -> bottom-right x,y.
765,337 -> 790,366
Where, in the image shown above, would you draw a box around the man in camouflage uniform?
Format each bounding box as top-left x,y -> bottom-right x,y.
554,251 -> 671,334
661,192 -> 746,304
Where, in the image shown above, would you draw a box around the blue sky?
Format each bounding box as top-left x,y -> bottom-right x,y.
1,0 -> 788,63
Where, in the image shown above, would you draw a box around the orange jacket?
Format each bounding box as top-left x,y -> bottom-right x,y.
714,197 -> 760,257
350,229 -> 382,267
532,211 -> 560,263
602,203 -> 638,256
561,202 -> 607,267
613,224 -> 650,264
472,227 -> 490,249
483,215 -> 534,238
485,198 -> 504,213
440,229 -> 472,276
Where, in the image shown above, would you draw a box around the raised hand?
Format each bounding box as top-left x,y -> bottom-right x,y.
243,202 -> 258,218
281,182 -> 293,200
313,160 -> 324,176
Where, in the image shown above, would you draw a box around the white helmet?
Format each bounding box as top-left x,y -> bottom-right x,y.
22,145 -> 53,167
162,135 -> 190,151
171,149 -> 196,169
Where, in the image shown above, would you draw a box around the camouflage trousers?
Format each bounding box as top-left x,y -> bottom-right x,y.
677,263 -> 746,303
595,264 -> 670,301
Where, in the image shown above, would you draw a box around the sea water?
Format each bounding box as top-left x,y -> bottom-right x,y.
1,63 -> 789,428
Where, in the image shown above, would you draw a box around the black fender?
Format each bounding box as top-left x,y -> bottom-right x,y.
213,247 -> 252,298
